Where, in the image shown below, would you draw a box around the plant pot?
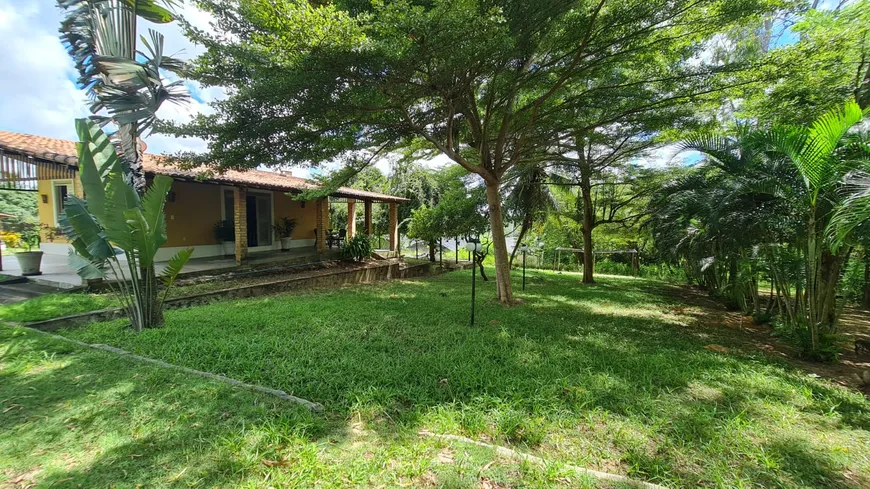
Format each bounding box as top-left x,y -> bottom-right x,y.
222,241 -> 236,256
280,237 -> 293,251
15,251 -> 43,276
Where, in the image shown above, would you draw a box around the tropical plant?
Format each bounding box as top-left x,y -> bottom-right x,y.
57,0 -> 189,330
61,119 -> 193,332
651,101 -> 870,359
273,217 -> 297,239
341,234 -> 373,262
503,165 -> 557,267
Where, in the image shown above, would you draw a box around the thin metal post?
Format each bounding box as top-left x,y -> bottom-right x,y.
470,251 -> 476,327
522,251 -> 527,289
439,238 -> 442,266
455,238 -> 459,264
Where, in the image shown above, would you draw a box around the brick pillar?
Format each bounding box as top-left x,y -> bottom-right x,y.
233,187 -> 248,264
347,199 -> 356,238
316,198 -> 328,254
388,202 -> 398,251
364,200 -> 372,235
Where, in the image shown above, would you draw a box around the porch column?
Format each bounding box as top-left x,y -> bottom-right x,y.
388,202 -> 398,251
364,200 -> 373,235
347,199 -> 356,238
316,197 -> 328,254
233,187 -> 248,264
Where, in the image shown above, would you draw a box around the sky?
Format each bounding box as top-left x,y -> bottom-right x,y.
0,0 -> 847,178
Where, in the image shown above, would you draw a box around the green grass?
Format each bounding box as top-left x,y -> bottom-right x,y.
1,326 -> 623,488
0,292 -> 116,323
4,269 -> 870,487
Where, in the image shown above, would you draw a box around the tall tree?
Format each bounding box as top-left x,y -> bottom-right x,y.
57,0 -> 189,329
168,0 -> 780,303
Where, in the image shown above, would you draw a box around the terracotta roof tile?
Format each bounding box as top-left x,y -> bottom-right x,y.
0,130 -> 408,203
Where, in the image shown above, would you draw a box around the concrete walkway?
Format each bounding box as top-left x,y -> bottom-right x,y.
0,280 -> 64,305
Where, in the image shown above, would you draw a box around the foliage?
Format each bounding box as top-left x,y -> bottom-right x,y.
0,191 -> 37,221
649,101 -> 870,359
273,217 -> 297,239
61,120 -> 193,332
341,233 -> 373,262
57,0 -> 187,193
168,0 -> 780,303
213,219 -> 235,242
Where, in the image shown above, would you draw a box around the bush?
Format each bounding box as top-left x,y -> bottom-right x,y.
342,234 -> 373,262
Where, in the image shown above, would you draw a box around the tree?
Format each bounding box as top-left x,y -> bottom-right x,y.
503,165 -> 557,267
58,0 -> 189,328
555,164 -> 659,283
739,0 -> 870,124
167,0 -> 777,304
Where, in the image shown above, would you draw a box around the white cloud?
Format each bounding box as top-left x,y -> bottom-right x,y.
0,0 -> 222,155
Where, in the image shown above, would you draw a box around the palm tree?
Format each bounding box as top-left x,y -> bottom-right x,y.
57,0 -> 189,329
654,101 -> 869,358
503,164 -> 557,266
58,0 -> 187,194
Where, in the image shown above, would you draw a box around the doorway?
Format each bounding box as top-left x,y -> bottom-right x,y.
245,193 -> 273,248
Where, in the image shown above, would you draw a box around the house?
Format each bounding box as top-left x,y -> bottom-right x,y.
0,131 -> 407,265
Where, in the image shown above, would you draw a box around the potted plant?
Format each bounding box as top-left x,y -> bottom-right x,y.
273,217 -> 297,251
214,219 -> 236,256
10,220 -> 43,275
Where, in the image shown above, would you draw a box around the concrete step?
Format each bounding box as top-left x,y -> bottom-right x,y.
0,281 -> 65,305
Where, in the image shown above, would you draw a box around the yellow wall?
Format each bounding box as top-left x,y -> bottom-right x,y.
36,166 -> 81,244
273,191 -> 319,241
163,180 -> 224,247
37,170 -> 321,250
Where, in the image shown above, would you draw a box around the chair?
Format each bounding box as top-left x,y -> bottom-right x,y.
337,229 -> 347,248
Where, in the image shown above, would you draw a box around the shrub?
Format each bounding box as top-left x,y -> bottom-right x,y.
342,234 -> 373,262
273,217 -> 297,238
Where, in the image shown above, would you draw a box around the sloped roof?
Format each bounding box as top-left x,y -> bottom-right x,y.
0,131 -> 408,203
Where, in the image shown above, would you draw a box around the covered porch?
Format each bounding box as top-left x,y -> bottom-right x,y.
1,247 -> 342,289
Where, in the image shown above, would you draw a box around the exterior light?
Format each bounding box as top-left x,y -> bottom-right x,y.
519,243 -> 529,290
466,238 -> 482,327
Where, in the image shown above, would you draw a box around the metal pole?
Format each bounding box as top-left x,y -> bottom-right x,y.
522,250 -> 526,290
455,238 -> 459,264
415,242 -> 419,259
439,238 -> 442,267
470,251 -> 476,327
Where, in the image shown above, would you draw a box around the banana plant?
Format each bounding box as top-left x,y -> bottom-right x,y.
60,119 -> 193,332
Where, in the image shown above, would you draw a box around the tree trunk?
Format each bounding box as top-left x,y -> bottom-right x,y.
484,179 -> 513,304
476,253 -> 489,281
508,215 -> 531,267
579,163 -> 595,284
428,241 -> 437,262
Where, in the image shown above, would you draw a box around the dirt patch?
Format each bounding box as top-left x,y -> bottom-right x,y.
659,283 -> 870,397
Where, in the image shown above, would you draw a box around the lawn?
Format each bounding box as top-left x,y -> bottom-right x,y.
3,269 -> 870,488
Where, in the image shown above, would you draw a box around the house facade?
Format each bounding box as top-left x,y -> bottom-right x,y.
0,131 -> 406,264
